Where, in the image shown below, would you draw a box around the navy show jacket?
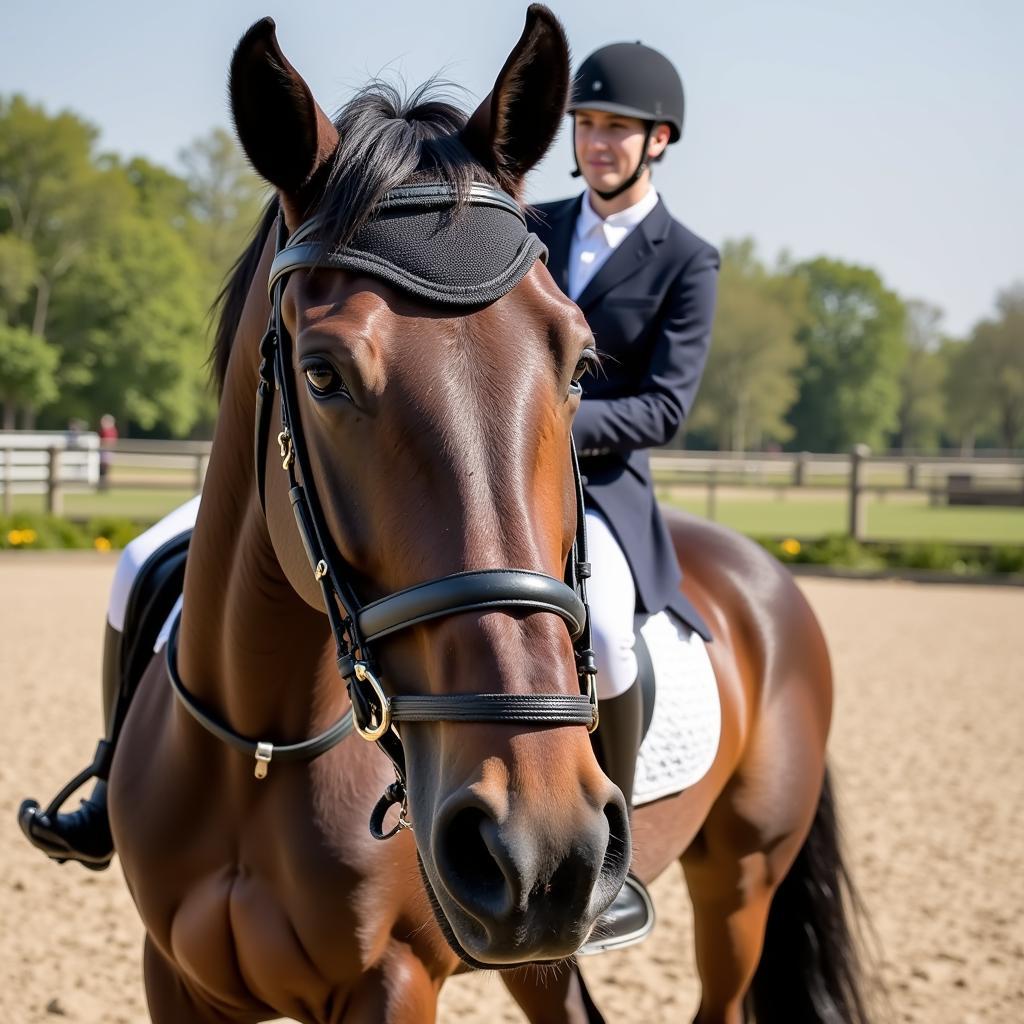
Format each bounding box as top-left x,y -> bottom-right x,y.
527,194 -> 718,640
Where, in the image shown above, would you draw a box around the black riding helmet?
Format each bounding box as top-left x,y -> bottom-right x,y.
569,42 -> 685,201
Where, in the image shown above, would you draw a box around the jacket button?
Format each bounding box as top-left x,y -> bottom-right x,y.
580,474 -> 589,485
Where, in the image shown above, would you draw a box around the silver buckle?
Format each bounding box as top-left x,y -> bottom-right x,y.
254,741 -> 274,780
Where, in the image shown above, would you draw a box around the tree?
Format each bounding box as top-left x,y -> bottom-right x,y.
688,240 -> 806,450
941,336 -> 993,453
0,324 -> 59,428
787,258 -> 906,452
954,284 -> 1024,450
893,300 -> 947,451
0,234 -> 37,321
179,128 -> 268,293
0,95 -> 132,339
47,212 -> 208,436
123,156 -> 193,232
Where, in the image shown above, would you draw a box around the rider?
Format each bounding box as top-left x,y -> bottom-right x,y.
526,41 -> 718,946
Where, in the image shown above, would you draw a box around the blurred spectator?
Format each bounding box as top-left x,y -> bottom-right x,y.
98,414 -> 118,491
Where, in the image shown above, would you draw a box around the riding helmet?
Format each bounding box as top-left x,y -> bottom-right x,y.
568,42 -> 684,142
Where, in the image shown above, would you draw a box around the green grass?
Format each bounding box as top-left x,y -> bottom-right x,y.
11,487 -> 197,521
660,490 -> 1024,544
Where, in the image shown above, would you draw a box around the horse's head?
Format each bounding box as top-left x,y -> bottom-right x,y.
228,7 -> 628,965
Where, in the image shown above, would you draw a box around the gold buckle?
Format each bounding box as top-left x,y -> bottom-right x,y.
352,663 -> 392,742
585,671 -> 599,733
277,429 -> 294,470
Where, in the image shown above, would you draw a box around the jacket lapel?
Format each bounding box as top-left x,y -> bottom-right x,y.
539,195 -> 581,295
575,197 -> 671,312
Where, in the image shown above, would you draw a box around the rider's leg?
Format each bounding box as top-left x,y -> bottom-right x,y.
580,510 -> 653,950
18,496 -> 200,869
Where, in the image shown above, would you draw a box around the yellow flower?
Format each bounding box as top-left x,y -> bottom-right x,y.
21,529 -> 37,544
780,538 -> 801,556
93,536 -> 113,552
7,529 -> 24,546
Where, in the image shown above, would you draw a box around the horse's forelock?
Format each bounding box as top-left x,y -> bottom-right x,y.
210,80 -> 504,394
315,79 -> 501,254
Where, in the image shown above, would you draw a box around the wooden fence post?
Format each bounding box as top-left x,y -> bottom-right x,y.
794,451 -> 808,487
194,453 -> 210,492
3,447 -> 12,518
706,468 -> 718,521
848,444 -> 870,541
47,446 -> 63,516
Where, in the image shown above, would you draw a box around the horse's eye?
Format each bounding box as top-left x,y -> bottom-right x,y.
570,350 -> 598,392
304,361 -> 345,397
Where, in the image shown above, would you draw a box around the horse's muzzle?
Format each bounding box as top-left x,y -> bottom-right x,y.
427,780 -> 630,964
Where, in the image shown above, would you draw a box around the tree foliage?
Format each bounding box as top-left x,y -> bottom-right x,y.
787,258 -> 907,451
48,214 -> 207,434
0,95 -> 264,436
689,240 -> 806,450
952,285 -> 1024,450
894,300 -> 947,450
0,323 -> 59,427
179,128 -> 269,296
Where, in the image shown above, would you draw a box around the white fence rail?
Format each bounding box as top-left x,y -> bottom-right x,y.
2,432 -> 1022,536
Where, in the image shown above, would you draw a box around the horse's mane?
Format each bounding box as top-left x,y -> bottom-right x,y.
210,80 -> 499,394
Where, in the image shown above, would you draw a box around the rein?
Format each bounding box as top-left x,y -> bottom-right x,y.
168,182 -> 598,840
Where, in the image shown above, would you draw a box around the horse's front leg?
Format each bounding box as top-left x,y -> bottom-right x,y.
501,964 -> 605,1024
341,954 -> 439,1024
145,935 -> 440,1024
144,936 -> 247,1024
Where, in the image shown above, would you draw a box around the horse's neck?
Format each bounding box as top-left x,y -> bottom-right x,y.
176,306 -> 335,741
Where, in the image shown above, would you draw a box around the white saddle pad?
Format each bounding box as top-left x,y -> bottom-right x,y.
633,612 -> 721,807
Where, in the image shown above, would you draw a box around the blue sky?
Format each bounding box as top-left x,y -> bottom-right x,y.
4,0 -> 1021,335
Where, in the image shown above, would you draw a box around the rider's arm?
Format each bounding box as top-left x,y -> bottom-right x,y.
572,243 -> 718,455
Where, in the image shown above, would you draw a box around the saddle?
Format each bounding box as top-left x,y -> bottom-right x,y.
112,531 -> 191,738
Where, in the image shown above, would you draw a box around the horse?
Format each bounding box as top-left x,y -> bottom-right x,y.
89,9 -> 868,1023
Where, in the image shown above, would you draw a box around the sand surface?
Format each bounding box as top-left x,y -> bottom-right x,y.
1,554 -> 1022,1023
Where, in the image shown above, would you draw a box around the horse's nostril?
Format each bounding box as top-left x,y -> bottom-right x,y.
602,797 -> 630,878
440,805 -> 509,915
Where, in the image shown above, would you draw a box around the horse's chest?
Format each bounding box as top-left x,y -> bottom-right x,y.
164,860 -> 372,1017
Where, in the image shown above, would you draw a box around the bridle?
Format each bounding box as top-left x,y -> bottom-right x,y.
167,182 -> 599,840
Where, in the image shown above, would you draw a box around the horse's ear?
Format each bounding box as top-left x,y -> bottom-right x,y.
229,17 -> 339,220
461,5 -> 570,197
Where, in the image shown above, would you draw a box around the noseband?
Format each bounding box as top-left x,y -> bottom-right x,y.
168,182 -> 599,840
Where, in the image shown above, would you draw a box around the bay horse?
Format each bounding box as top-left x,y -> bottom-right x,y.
101,8 -> 868,1023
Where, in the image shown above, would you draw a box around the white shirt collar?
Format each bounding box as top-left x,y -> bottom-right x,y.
575,186 -> 659,246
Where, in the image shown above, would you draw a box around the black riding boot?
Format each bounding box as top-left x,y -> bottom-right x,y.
17,622 -> 121,870
581,678 -> 655,954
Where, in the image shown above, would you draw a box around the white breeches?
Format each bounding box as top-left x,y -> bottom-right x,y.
107,495 -> 201,631
584,509 -> 638,700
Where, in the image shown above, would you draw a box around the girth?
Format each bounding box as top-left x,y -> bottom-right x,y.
170,181 -> 598,841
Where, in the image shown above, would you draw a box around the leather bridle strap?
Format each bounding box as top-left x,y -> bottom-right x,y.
166,612 -> 355,768
165,610 -> 593,772
357,569 -> 586,644
390,694 -> 595,724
